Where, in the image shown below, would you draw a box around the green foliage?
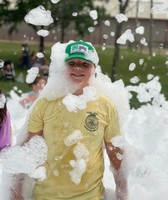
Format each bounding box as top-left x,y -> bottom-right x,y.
0,0 -> 108,41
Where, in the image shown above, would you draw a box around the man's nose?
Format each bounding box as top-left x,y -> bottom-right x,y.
74,63 -> 83,69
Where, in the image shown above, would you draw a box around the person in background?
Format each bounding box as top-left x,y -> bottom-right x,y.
19,76 -> 47,109
31,53 -> 49,77
15,41 -> 127,200
2,60 -> 15,81
19,44 -> 30,70
0,89 -> 11,150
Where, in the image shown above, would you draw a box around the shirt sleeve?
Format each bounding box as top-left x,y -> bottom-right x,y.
28,98 -> 47,133
104,99 -> 121,143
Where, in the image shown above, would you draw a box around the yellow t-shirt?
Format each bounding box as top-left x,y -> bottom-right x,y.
28,94 -> 120,200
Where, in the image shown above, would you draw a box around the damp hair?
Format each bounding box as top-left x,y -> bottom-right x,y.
0,89 -> 7,126
28,76 -> 47,88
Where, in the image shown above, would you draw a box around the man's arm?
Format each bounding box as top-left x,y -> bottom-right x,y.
104,141 -> 127,200
12,130 -> 43,200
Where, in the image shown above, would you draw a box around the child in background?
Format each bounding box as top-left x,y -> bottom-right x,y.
0,89 -> 11,150
19,76 -> 47,109
2,60 -> 15,81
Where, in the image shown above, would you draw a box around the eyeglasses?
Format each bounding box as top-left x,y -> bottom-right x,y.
66,61 -> 93,69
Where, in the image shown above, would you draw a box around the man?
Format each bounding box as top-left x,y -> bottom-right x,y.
17,41 -> 126,200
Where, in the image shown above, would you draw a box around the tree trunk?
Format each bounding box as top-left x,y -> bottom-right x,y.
60,24 -> 65,43
111,0 -> 130,82
149,0 -> 153,56
111,23 -> 122,82
39,26 -> 45,53
60,0 -> 65,43
39,36 -> 44,53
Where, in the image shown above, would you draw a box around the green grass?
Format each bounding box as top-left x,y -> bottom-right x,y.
0,41 -> 168,108
0,40 -> 52,95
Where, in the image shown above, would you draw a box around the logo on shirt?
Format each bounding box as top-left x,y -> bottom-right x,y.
84,112 -> 99,131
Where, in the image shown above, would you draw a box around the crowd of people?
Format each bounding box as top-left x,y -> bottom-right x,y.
0,40 -> 127,200
0,43 -> 49,83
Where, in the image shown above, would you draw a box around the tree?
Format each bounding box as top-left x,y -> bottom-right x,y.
0,0 -> 108,52
111,0 -> 130,82
149,0 -> 154,56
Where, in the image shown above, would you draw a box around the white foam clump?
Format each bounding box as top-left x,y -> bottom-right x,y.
0,136 -> 48,180
130,76 -> 140,84
24,5 -> 54,26
64,130 -> 83,146
62,86 -> 98,112
0,94 -> 6,109
88,27 -> 95,33
26,67 -> 39,84
135,26 -> 145,35
123,105 -> 168,152
126,76 -> 165,104
147,74 -> 154,80
103,34 -> 108,40
111,135 -> 125,149
140,37 -> 148,46
0,59 -> 4,68
36,52 -> 44,58
37,29 -> 49,37
139,58 -> 144,65
64,131 -> 89,185
29,166 -> 46,181
115,13 -> 128,23
117,29 -> 135,45
123,103 -> 168,200
122,72 -> 168,200
51,0 -> 60,4
129,63 -> 136,71
90,72 -> 130,130
72,12 -> 78,17
89,10 -> 98,20
69,143 -> 89,185
104,20 -> 111,26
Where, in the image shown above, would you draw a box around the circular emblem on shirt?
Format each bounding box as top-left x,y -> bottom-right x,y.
84,112 -> 99,131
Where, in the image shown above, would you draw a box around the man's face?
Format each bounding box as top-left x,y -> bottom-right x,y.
65,58 -> 95,93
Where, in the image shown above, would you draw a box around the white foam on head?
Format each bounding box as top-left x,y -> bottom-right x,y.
26,67 -> 39,84
40,41 -> 100,101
